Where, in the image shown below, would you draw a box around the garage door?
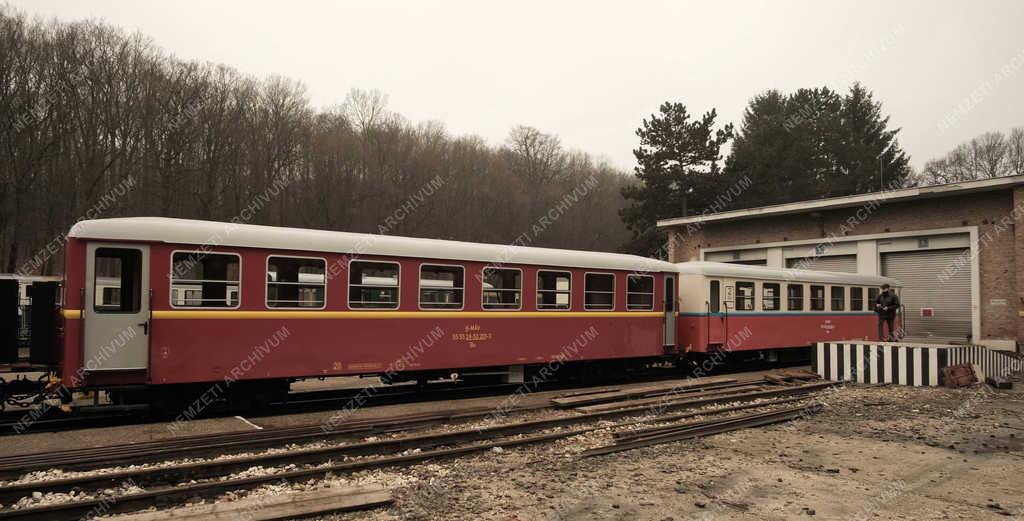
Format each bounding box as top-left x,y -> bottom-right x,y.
881,249 -> 971,342
786,255 -> 857,273
724,259 -> 767,266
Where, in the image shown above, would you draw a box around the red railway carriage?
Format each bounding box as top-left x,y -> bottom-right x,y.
59,217 -> 679,405
675,262 -> 901,358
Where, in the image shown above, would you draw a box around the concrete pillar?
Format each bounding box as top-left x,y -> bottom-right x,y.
1013,188 -> 1024,349
666,230 -> 678,263
856,240 -> 879,275
766,247 -> 783,268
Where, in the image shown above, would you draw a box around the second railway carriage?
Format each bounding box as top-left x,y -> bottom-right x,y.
675,262 -> 902,359
59,217 -> 680,408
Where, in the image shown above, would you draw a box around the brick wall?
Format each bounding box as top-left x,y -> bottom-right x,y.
665,190 -> 1021,341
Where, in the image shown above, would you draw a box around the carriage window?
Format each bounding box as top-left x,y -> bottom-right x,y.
584,273 -> 615,310
850,287 -> 864,311
482,267 -> 521,310
868,287 -> 880,309
348,261 -> 399,309
420,264 -> 464,309
171,251 -> 240,308
810,285 -> 825,311
265,257 -> 325,308
627,275 -> 655,310
831,286 -> 845,311
787,284 -> 804,311
664,276 -> 675,312
94,248 -> 142,313
762,283 -> 780,311
537,270 -> 571,310
709,280 -> 721,313
735,281 -> 755,311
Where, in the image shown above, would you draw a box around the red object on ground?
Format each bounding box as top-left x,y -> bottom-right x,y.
941,364 -> 977,388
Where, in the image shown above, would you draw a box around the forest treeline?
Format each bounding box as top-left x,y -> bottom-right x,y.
4,6 -> 1020,268
0,8 -> 633,275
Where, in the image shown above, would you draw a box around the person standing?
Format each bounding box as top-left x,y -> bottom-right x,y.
874,283 -> 900,341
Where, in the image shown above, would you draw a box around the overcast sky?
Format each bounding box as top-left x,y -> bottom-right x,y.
11,0 -> 1024,172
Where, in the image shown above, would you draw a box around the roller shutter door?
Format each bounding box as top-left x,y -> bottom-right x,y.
724,259 -> 767,266
881,249 -> 971,342
786,255 -> 857,273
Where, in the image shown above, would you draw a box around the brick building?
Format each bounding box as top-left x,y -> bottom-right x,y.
657,175 -> 1024,351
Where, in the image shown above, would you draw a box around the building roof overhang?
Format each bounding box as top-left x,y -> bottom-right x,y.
656,175 -> 1024,228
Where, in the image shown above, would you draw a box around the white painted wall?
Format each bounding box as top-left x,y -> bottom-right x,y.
856,240 -> 878,275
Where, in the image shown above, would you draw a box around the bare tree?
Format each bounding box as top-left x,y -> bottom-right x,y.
504,125 -> 567,185
0,7 -> 633,274
343,89 -> 390,133
917,128 -> 1024,186
1007,127 -> 1024,177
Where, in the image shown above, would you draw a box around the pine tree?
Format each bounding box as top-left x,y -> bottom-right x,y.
620,102 -> 732,256
836,83 -> 910,193
724,83 -> 910,209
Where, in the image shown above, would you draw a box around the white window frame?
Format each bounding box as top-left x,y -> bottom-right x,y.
481,266 -> 523,311
265,254 -> 328,310
786,283 -> 805,312
809,284 -> 826,311
347,259 -> 401,310
850,286 -> 866,312
626,274 -> 655,311
708,279 -> 723,313
734,280 -> 756,311
418,263 -> 465,311
584,271 -> 616,311
536,269 -> 572,311
830,285 -> 847,312
761,281 -> 781,311
93,248 -> 141,314
169,250 -> 242,310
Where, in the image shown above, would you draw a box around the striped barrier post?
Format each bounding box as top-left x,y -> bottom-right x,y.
814,342 -> 1023,387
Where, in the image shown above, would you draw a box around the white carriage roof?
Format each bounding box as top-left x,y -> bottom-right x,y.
675,261 -> 902,286
69,217 -> 678,272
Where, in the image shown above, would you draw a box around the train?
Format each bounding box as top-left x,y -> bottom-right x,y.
0,217 -> 901,413
676,262 -> 902,362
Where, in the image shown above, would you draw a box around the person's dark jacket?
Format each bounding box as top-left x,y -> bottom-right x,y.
874,291 -> 900,318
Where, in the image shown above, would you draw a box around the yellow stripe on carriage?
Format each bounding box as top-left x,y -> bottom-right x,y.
63,309 -> 674,319
149,310 -> 665,319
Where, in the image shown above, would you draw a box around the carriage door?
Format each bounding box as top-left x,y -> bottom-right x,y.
663,275 -> 676,347
707,280 -> 726,346
84,244 -> 150,371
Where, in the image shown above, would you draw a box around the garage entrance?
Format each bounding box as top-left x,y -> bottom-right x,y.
881,249 -> 971,342
786,254 -> 857,273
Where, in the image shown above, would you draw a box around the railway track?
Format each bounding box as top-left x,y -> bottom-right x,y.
0,366 -> 685,435
0,379 -> 832,520
0,380 -> 526,435
0,363 -> 812,435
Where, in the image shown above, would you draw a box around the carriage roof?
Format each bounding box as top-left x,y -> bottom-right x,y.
69,217 -> 678,273
675,261 -> 902,287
